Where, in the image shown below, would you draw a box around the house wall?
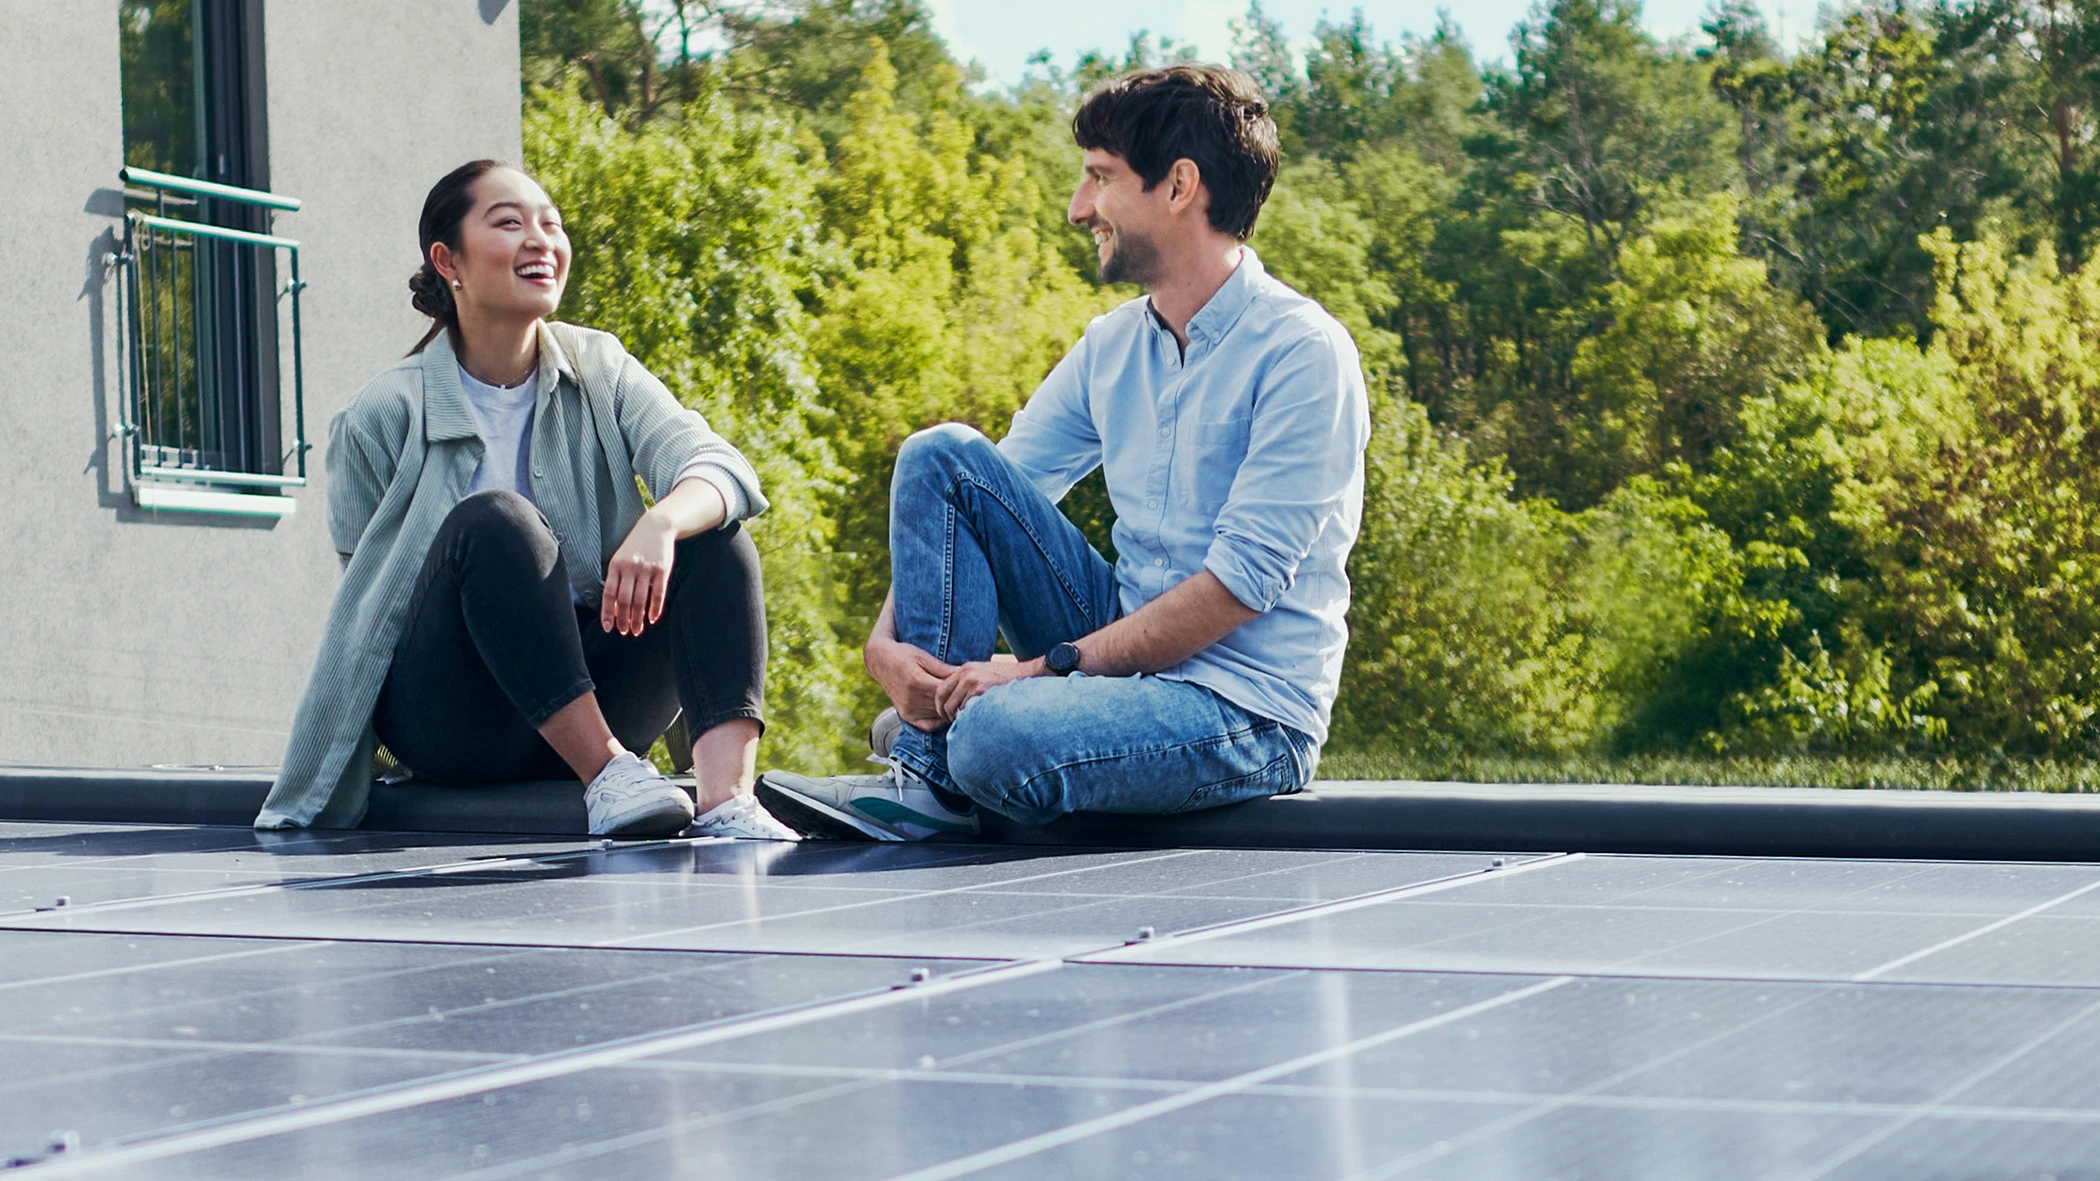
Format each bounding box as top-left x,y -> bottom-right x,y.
0,1 -> 521,766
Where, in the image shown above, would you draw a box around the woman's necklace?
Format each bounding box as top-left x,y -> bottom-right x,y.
465,358 -> 535,389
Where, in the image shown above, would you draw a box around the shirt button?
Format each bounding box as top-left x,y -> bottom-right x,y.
1158,426 -> 1170,437
1153,557 -> 1165,567
1147,499 -> 1160,510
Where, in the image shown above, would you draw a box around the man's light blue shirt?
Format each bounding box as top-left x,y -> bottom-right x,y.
996,247 -> 1370,744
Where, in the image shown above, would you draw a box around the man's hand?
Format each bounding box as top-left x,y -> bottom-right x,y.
865,635 -> 959,731
934,657 -> 1044,720
602,510 -> 678,636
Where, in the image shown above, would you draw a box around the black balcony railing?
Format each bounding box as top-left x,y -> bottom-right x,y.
114,165 -> 305,517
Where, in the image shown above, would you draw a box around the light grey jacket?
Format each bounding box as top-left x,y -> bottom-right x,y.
255,322 -> 767,829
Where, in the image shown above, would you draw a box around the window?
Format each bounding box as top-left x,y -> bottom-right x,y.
116,0 -> 305,518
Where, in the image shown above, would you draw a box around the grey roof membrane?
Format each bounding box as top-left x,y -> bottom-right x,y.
5,820 -> 2100,1178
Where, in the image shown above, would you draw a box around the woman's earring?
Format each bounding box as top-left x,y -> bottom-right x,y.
451,279 -> 462,290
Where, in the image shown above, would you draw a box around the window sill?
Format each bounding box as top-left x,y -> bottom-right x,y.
133,484 -> 298,519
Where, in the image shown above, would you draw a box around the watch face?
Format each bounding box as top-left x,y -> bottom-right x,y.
1048,642 -> 1081,675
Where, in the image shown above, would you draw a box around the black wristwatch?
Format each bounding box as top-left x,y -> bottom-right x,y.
1044,641 -> 1084,676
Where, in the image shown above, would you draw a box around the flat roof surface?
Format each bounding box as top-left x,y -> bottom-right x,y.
4,820 -> 2100,1177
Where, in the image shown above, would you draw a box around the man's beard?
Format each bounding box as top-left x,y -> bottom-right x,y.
1098,225 -> 1164,287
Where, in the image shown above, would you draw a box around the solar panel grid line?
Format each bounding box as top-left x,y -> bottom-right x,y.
1239,1081 -> 2100,1123
875,976 -> 1578,1181
3,935 -> 968,1074
0,824 -> 732,906
259,946 -> 902,1054
1081,851 -> 1583,964
21,957 -> 1067,1178
439,968 -> 1337,1178
1570,865 -> 1999,979
1344,974 -> 1854,1179
641,1057 -> 1203,1093
0,834 -> 852,943
619,851 -> 1552,962
0,851 -> 566,922
582,849 -> 1222,954
1105,855 -> 2100,986
1796,989 -> 2100,1178
0,1030 -> 518,1066
0,936 -> 320,995
431,1069 -> 935,1181
601,1059 -> 2100,1126
1852,876 -> 2100,981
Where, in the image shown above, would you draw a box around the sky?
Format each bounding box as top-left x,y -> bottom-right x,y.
924,0 -> 1802,88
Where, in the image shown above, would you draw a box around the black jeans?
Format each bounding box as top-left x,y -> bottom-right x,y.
374,490 -> 766,784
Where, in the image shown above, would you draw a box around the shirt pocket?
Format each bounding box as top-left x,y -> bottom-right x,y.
1183,417 -> 1252,517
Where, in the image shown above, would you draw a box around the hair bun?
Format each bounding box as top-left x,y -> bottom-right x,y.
408,264 -> 452,320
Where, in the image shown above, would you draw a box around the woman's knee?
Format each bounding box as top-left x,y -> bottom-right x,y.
672,519 -> 759,568
445,489 -> 549,540
669,522 -> 764,609
440,490 -> 559,567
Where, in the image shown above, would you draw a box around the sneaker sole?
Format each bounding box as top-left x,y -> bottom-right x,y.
595,797 -> 696,839
756,774 -> 904,842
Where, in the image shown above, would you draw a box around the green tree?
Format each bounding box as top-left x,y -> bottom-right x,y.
1492,0 -> 1737,262
524,81 -> 862,766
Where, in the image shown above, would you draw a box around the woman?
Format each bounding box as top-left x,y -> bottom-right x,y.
255,159 -> 795,840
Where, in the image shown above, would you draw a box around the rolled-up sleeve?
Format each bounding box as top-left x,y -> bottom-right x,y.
1203,329 -> 1370,613
997,331 -> 1100,504
616,352 -> 768,522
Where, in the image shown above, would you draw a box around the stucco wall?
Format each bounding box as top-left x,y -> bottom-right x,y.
0,1 -> 521,767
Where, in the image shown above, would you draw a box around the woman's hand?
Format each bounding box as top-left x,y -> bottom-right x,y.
602,509 -> 678,636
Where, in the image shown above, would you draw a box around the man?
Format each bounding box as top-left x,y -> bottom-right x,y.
758,64 -> 1369,840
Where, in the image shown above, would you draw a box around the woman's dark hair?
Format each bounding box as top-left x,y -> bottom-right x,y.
407,158 -> 510,354
1071,65 -> 1280,241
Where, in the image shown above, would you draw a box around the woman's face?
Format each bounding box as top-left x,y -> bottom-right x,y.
433,167 -> 570,324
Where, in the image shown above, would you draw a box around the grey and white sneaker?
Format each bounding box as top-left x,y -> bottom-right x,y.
584,752 -> 696,838
868,706 -> 903,762
687,794 -> 801,841
757,764 -> 979,842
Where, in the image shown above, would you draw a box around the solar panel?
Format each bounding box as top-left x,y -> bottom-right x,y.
4,819 -> 2099,1177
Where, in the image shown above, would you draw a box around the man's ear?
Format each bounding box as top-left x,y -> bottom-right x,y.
1164,159 -> 1205,217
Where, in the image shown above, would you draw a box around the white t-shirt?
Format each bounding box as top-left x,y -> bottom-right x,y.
458,364 -> 539,499
455,362 -> 748,519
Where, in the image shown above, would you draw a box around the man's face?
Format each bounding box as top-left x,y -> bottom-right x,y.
1068,148 -> 1166,287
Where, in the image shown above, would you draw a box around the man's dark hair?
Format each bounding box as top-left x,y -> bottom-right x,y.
1072,65 -> 1280,241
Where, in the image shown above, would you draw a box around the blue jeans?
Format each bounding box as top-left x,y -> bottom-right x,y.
886,424 -> 1317,827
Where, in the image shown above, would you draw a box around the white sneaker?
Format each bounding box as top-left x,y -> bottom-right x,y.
687,794 -> 801,841
757,765 -> 980,842
584,753 -> 696,838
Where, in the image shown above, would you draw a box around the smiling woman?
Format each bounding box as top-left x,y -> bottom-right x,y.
252,161 -> 801,844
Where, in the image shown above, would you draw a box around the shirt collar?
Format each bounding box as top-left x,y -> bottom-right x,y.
421,321 -> 577,443
534,318 -> 581,390
419,331 -> 479,444
1148,245 -> 1265,347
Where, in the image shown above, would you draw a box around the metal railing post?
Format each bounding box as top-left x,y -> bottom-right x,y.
116,168 -> 305,514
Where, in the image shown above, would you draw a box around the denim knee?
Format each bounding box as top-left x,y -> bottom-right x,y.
894,423 -> 994,491
945,692 -> 1065,823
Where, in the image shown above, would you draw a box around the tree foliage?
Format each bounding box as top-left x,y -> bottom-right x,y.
518,0 -> 2100,766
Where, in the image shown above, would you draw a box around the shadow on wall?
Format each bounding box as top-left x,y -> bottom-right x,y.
481,0 -> 511,25
83,186 -> 280,532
